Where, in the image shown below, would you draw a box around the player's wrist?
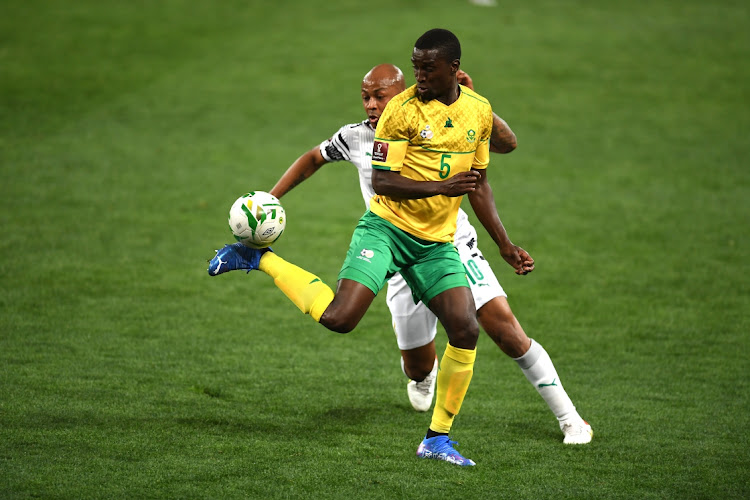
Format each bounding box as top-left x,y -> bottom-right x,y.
498,239 -> 515,255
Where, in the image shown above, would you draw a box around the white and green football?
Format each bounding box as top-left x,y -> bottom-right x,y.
228,191 -> 286,249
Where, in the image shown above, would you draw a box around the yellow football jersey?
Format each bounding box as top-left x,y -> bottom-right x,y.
370,84 -> 493,242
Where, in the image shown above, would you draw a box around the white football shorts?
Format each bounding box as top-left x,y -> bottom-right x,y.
387,210 -> 506,350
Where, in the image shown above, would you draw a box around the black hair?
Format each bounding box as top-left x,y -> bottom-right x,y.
414,28 -> 461,62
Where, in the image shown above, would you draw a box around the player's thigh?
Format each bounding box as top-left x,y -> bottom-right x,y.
400,243 -> 478,348
386,273 -> 438,350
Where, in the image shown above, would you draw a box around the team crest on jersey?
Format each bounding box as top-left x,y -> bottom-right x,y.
373,141 -> 389,162
420,124 -> 433,140
357,248 -> 375,263
466,129 -> 476,143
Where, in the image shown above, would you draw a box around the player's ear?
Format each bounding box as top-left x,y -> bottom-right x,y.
451,59 -> 460,74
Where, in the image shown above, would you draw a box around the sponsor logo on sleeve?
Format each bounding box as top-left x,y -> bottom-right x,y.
372,141 -> 388,163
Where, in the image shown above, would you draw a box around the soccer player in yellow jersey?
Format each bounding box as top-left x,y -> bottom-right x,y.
267,64 -> 592,446
209,28 -> 533,466
369,73 -> 493,244
368,29 -> 532,464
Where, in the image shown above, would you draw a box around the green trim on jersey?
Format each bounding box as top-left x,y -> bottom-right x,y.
401,94 -> 418,106
461,91 -> 490,105
415,145 -> 479,154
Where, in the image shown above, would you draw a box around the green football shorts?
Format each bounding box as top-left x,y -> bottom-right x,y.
338,211 -> 469,305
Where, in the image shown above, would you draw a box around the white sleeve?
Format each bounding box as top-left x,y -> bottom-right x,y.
319,124 -> 352,162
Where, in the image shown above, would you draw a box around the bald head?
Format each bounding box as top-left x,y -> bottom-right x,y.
361,64 -> 406,128
362,64 -> 405,93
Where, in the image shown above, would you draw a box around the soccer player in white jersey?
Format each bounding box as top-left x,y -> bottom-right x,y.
267,63 -> 592,445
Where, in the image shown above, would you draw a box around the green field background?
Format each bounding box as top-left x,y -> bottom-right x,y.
1,1 -> 748,498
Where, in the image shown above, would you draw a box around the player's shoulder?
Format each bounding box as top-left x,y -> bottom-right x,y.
332,119 -> 372,138
336,119 -> 369,132
459,85 -> 491,108
348,119 -> 371,130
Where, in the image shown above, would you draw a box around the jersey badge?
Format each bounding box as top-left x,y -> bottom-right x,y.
357,248 -> 375,263
373,141 -> 389,162
466,129 -> 476,143
420,124 -> 433,140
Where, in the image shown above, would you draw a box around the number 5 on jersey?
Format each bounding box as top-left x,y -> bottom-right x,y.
440,153 -> 452,179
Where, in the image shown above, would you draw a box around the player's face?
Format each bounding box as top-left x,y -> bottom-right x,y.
411,48 -> 457,102
361,80 -> 401,128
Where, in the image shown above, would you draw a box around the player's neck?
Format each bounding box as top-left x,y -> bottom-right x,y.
436,85 -> 460,106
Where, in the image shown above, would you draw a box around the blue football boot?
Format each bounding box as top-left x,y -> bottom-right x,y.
416,435 -> 476,466
208,243 -> 269,276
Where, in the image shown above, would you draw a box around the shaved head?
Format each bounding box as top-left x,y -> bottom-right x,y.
362,64 -> 405,93
360,64 -> 406,128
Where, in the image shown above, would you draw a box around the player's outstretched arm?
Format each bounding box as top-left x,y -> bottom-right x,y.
372,169 -> 480,199
269,147 -> 329,199
467,169 -> 534,275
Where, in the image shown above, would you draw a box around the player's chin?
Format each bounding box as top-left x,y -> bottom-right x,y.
417,88 -> 433,101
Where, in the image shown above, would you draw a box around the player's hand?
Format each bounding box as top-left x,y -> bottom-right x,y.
440,170 -> 480,197
457,70 -> 475,91
502,245 -> 535,275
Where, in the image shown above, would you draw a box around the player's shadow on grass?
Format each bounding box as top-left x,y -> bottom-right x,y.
500,418 -> 566,445
321,406 -> 371,425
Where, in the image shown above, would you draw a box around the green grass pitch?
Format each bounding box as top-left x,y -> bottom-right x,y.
1,1 -> 748,498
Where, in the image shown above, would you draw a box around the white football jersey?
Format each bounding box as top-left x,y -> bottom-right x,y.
319,120 -> 377,209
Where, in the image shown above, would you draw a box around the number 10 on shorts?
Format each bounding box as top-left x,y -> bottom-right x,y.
464,259 -> 484,285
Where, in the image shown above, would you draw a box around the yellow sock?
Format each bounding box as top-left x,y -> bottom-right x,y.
430,343 -> 476,434
258,252 -> 334,322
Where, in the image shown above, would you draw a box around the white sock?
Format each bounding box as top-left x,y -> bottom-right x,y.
514,339 -> 580,423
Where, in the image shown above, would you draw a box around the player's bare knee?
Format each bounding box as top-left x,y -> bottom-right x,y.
319,311 -> 357,334
462,326 -> 480,347
404,362 -> 433,381
445,321 -> 479,350
319,294 -> 370,333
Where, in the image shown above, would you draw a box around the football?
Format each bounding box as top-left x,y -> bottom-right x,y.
228,191 -> 286,248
